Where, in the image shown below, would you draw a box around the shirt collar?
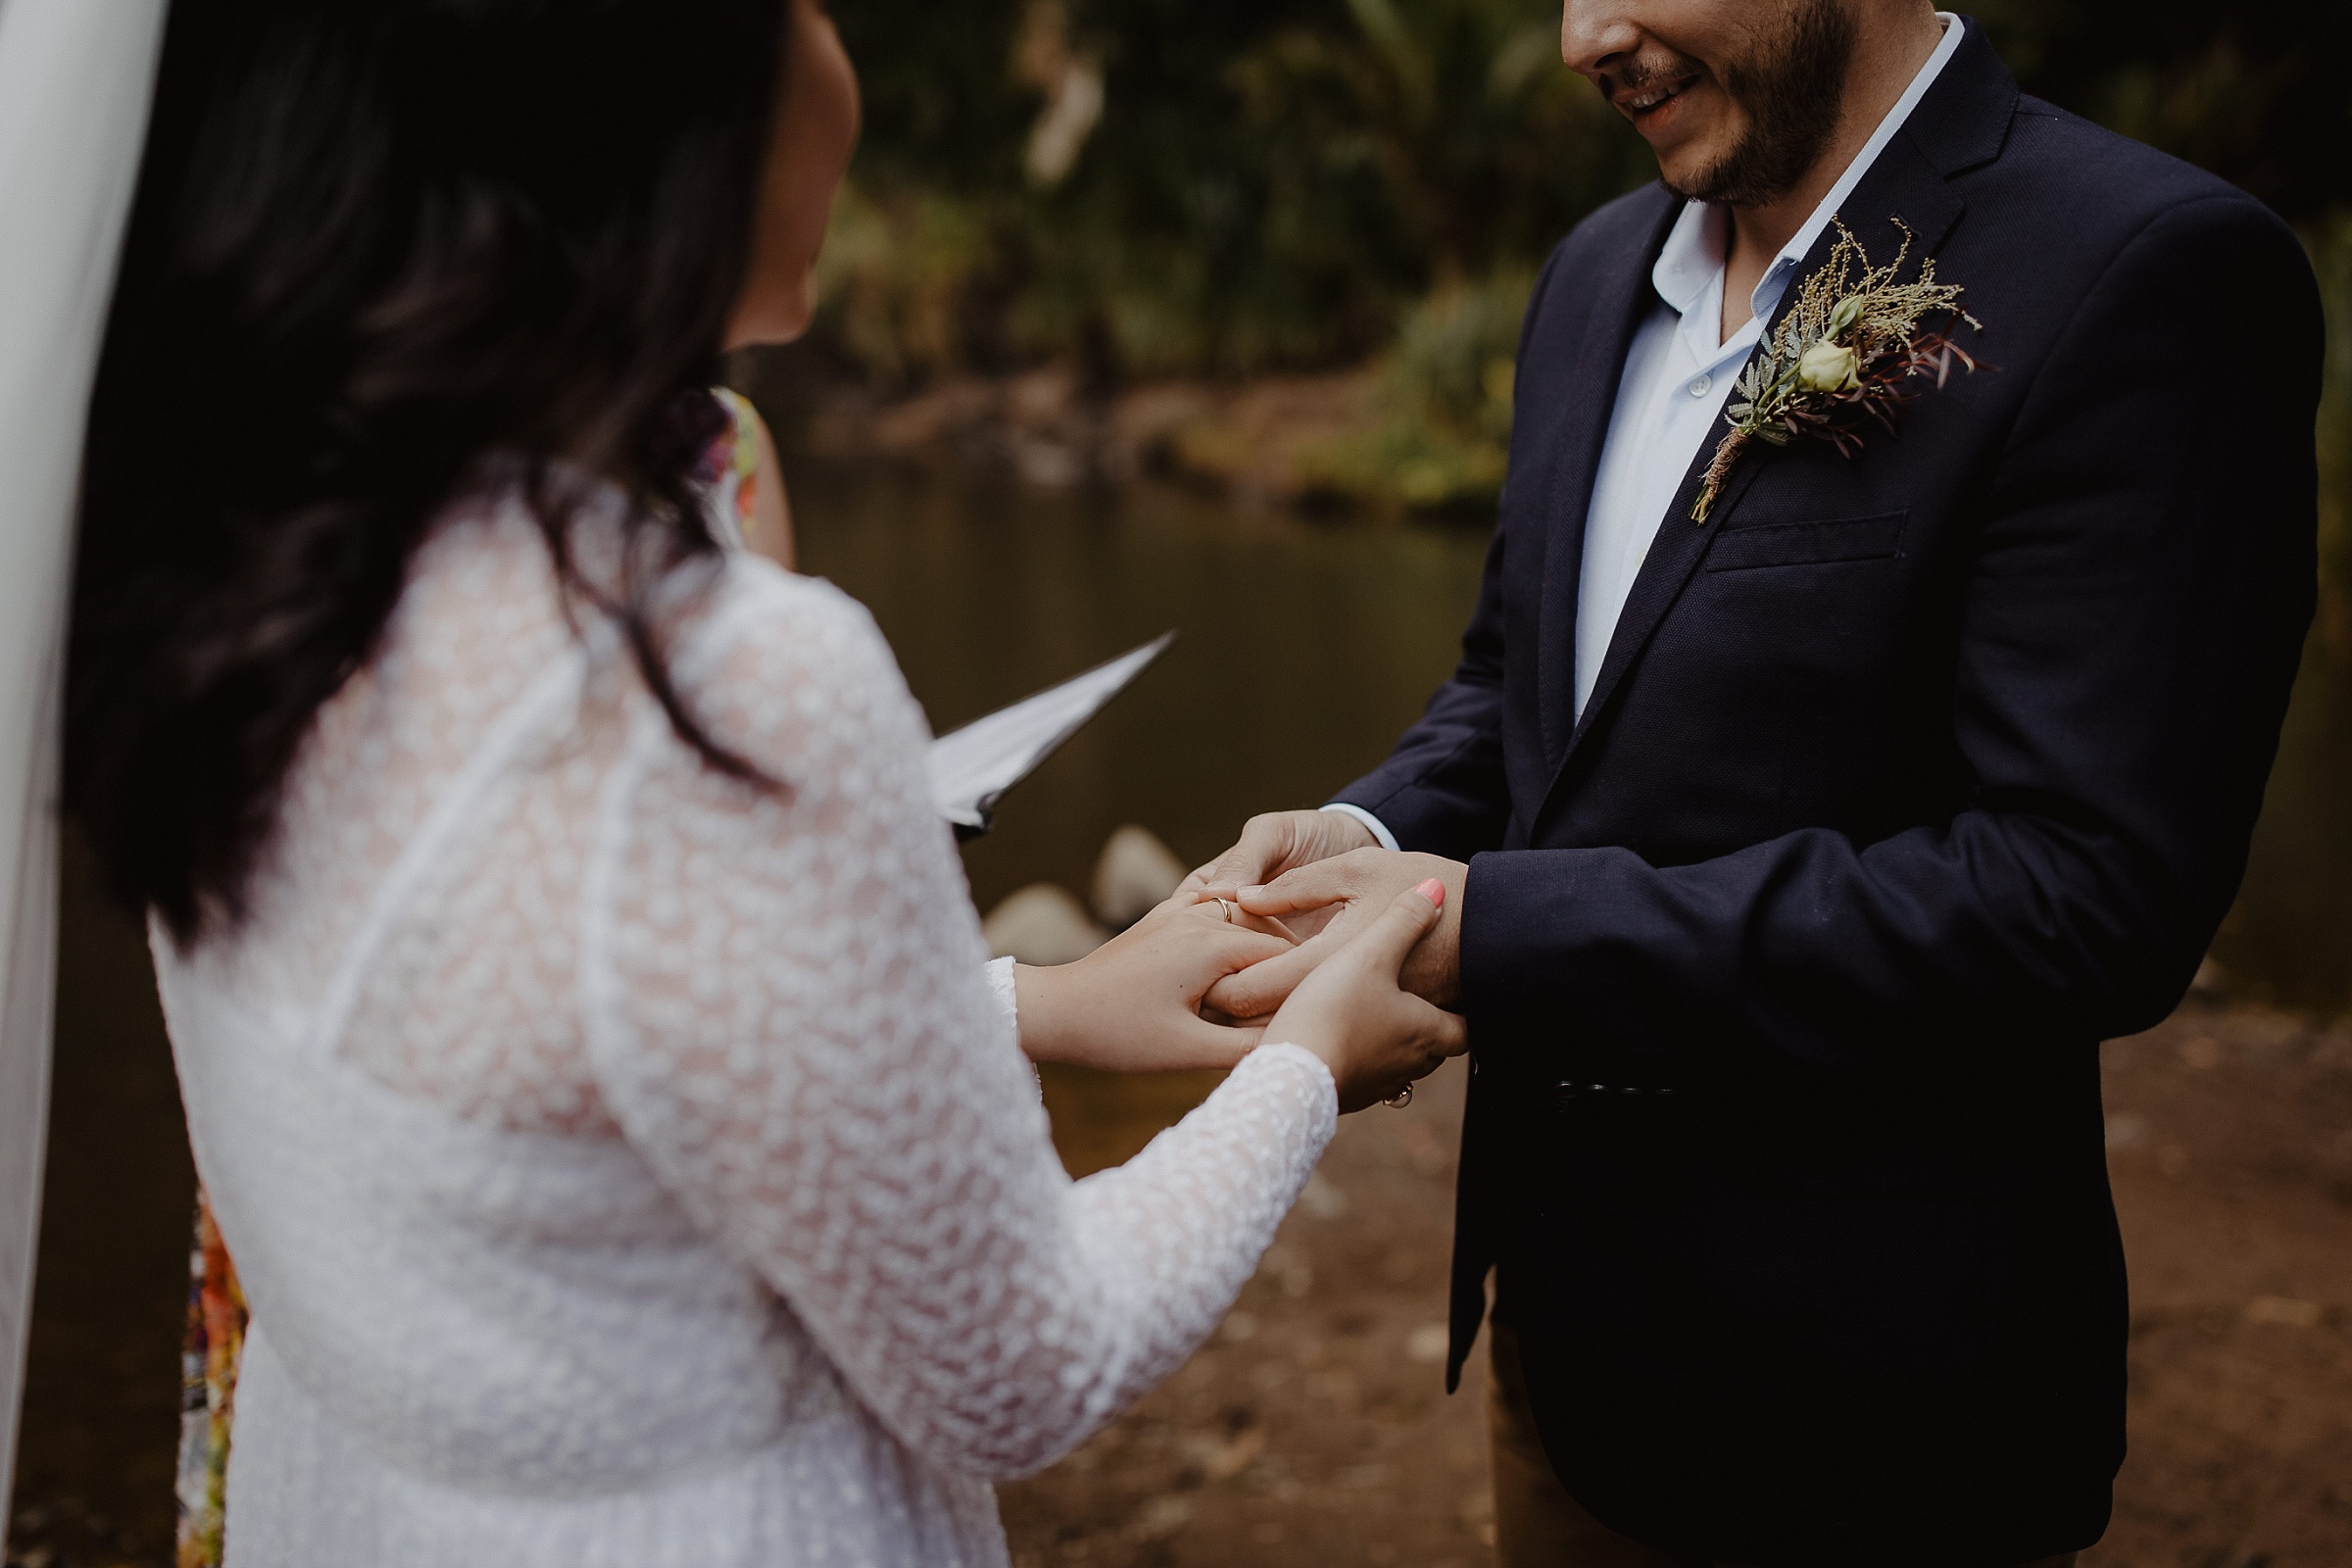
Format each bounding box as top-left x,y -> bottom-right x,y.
1650,13 -> 1969,337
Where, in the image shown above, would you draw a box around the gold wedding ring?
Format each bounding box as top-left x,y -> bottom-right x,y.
1211,897 -> 1235,923
1383,1082 -> 1413,1109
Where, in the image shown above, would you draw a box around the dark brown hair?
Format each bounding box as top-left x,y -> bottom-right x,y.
67,0 -> 788,944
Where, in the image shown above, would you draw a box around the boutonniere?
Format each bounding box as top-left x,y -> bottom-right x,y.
1692,218 -> 1984,522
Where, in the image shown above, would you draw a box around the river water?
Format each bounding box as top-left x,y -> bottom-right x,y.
15,456 -> 2349,1552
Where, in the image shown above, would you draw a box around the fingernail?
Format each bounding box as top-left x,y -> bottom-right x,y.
1240,885 -> 1267,902
1414,878 -> 1446,908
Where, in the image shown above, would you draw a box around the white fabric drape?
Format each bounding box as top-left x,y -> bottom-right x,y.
0,0 -> 170,1520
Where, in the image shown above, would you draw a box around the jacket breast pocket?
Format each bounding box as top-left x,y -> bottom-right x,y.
1704,510 -> 1908,572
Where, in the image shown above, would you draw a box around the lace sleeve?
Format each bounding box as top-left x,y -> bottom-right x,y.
581,564 -> 1336,1480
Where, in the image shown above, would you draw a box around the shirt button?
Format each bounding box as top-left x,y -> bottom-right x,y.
1689,374 -> 1712,398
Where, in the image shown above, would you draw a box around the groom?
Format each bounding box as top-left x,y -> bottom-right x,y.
1199,3 -> 2321,1564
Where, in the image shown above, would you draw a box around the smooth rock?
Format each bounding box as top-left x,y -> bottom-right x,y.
1298,1173 -> 1349,1219
983,883 -> 1109,965
2189,955 -> 2229,997
1405,1323 -> 1450,1363
2245,1296 -> 2324,1328
1091,824 -> 1188,929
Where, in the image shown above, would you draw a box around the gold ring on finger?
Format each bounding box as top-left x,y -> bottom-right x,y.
1212,898 -> 1235,923
1383,1082 -> 1413,1109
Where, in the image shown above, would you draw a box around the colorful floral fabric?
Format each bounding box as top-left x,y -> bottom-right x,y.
702,386 -> 764,547
175,1190 -> 247,1568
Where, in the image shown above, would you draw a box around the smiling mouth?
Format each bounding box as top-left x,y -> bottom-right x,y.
1616,76 -> 1695,121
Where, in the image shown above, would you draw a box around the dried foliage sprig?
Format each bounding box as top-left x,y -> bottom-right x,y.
1692,218 -> 1984,522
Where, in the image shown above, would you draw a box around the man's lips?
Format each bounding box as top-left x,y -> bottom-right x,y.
1614,75 -> 1696,123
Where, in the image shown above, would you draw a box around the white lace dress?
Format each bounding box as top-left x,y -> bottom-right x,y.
154,486 -> 1338,1567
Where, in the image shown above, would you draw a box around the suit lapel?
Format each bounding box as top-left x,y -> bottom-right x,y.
1533,34 -> 2010,817
1534,192 -> 1682,769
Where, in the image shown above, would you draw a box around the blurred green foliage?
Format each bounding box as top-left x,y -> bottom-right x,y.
825,0 -> 1647,382
1295,270 -> 1532,509
819,0 -> 2352,513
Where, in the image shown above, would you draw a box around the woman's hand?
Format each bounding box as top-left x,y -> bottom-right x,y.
1203,848 -> 1468,1019
1014,896 -> 1297,1073
1262,880 -> 1468,1112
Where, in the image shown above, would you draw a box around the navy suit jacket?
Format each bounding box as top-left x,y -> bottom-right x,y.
1334,24 -> 2320,1566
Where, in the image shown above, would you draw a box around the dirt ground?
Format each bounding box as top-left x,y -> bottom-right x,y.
1000,1000 -> 2352,1568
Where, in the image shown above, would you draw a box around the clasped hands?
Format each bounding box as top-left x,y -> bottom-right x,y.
1013,810 -> 1468,1112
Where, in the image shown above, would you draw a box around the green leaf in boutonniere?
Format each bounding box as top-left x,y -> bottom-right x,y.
1691,218 -> 1987,523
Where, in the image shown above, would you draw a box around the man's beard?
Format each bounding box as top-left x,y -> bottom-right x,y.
1662,0 -> 1858,208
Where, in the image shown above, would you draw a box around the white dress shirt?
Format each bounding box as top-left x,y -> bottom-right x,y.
1328,13 -> 1965,855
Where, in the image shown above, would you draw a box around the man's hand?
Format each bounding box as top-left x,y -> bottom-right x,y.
1201,848 -> 1468,1021
1182,809 -> 1377,901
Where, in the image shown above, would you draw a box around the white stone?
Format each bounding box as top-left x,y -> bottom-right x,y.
1090,824 -> 1188,930
981,883 -> 1109,965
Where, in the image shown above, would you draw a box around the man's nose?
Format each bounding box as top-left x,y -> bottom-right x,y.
1559,0 -> 1643,77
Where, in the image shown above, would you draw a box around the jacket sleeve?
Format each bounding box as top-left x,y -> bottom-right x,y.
1460,193 -> 2322,1087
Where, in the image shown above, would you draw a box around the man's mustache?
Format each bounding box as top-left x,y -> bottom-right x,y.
1602,50 -> 1706,105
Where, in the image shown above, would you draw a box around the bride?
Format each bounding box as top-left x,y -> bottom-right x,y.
62,1 -> 1463,1564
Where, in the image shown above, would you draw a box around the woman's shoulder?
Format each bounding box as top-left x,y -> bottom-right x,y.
397,480 -> 924,771
689,555 -> 891,679
672,555 -> 929,760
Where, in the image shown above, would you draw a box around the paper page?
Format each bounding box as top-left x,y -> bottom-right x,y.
926,632 -> 1175,835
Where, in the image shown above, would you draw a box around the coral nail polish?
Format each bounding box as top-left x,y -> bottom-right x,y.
1413,877 -> 1446,908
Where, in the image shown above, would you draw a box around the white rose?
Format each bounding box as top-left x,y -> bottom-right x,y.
1796,339 -> 1860,393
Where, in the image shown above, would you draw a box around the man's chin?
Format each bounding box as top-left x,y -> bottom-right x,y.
1646,126 -> 1744,202
1655,151 -> 1730,203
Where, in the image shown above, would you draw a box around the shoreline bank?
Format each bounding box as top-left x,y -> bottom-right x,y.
742,355 -> 1505,518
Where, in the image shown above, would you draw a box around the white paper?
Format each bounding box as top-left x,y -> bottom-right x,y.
926,632 -> 1174,835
